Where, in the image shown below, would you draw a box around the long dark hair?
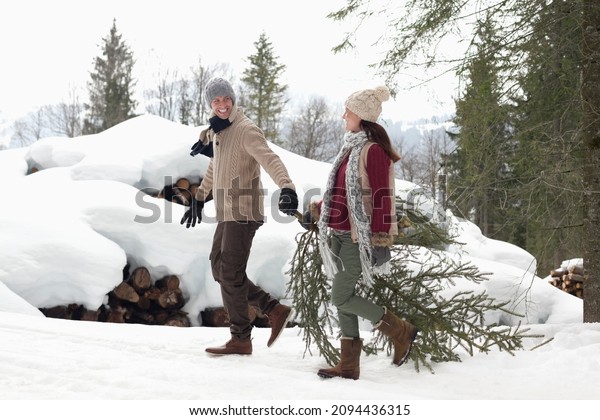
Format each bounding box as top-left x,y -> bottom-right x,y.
361,120 -> 401,162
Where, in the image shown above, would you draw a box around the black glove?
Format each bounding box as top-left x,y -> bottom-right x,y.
371,246 -> 391,267
278,188 -> 298,216
190,140 -> 213,158
180,197 -> 204,228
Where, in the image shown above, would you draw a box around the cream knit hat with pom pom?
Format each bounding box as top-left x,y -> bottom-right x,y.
344,85 -> 390,122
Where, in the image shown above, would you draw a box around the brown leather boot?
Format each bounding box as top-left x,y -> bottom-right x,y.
266,304 -> 294,347
317,337 -> 362,380
374,307 -> 418,366
205,337 -> 252,355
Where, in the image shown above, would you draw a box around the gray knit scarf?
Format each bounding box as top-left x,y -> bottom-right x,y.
317,130 -> 376,286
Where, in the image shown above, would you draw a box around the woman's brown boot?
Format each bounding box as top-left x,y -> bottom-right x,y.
317,337 -> 362,380
374,307 -> 418,366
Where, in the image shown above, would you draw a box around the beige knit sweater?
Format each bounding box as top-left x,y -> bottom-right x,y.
194,105 -> 295,222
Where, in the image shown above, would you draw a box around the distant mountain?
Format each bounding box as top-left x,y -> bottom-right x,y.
383,114 -> 455,150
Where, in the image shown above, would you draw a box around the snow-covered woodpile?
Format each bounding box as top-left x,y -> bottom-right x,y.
39,266 -> 279,328
38,176 -> 202,325
38,175 -> 294,330
40,266 -> 192,326
548,259 -> 584,299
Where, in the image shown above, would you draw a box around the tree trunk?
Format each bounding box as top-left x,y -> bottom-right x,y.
581,0 -> 600,322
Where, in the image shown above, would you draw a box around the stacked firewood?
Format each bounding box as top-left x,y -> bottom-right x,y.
201,306 -> 271,328
40,303 -> 108,322
106,267 -> 190,326
156,177 -> 200,206
40,266 -> 191,327
548,260 -> 584,299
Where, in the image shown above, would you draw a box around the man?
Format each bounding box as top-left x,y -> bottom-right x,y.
181,77 -> 298,356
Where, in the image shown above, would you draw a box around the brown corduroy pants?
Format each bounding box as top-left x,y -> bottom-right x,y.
209,221 -> 278,339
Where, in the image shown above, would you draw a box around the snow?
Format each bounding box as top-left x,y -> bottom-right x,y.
1,115 -> 598,417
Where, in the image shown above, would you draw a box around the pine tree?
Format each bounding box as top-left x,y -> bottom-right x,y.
83,19 -> 137,134
241,32 -> 288,144
510,0 -> 583,274
286,204 -> 537,372
447,17 -> 514,241
581,0 -> 600,321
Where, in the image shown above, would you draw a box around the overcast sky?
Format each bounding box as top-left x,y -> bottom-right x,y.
0,0 -> 458,122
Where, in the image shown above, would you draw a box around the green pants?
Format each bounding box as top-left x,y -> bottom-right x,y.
329,231 -> 385,338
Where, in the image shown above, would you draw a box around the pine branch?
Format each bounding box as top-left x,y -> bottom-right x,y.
286,215 -> 545,373
286,228 -> 339,364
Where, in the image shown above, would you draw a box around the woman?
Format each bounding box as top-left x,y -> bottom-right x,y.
306,85 -> 418,380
